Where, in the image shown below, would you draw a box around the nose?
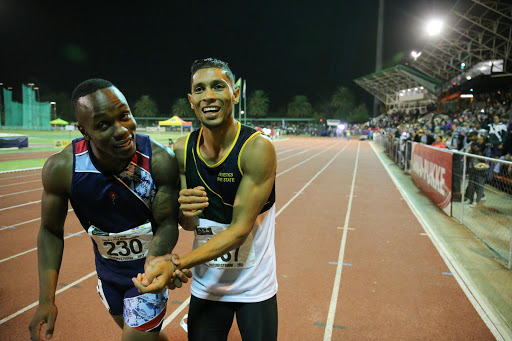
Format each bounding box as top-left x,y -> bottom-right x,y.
202,87 -> 216,102
113,121 -> 129,140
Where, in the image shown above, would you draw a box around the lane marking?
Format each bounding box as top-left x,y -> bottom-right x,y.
277,143 -> 341,177
162,297 -> 191,329
162,141 -> 351,329
0,179 -> 41,188
0,271 -> 97,325
323,142 -> 360,341
0,173 -> 40,180
0,229 -> 85,263
0,200 -> 41,212
1,140 -> 350,329
0,209 -> 74,232
314,322 -> 346,330
369,142 -> 506,341
0,187 -> 42,198
0,166 -> 43,174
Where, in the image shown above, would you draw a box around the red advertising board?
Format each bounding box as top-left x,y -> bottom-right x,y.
410,143 -> 453,216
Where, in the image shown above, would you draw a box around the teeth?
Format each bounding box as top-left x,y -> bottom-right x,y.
203,107 -> 219,112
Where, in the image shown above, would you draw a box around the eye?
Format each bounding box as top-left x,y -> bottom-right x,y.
214,84 -> 226,90
120,112 -> 131,120
193,86 -> 204,93
97,122 -> 109,130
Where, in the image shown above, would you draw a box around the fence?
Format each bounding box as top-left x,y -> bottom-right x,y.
3,86 -> 51,130
374,133 -> 512,269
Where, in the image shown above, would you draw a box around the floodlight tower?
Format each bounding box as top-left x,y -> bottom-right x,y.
373,0 -> 384,118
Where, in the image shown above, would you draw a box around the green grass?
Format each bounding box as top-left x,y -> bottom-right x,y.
0,158 -> 47,171
0,130 -> 189,172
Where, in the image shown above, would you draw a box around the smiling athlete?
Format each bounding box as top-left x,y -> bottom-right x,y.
134,58 -> 279,340
29,78 -> 188,341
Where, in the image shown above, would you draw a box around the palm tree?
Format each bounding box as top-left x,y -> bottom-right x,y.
287,95 -> 313,118
134,95 -> 159,117
248,90 -> 270,117
331,87 -> 356,120
171,98 -> 193,118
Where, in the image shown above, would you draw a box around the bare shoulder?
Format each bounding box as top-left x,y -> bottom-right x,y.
243,133 -> 276,159
172,135 -> 190,169
240,133 -> 276,173
42,145 -> 73,194
150,138 -> 179,184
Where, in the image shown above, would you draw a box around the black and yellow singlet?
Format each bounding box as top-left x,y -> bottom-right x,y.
184,121 -> 276,224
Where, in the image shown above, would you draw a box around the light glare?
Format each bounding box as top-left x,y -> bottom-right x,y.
426,19 -> 443,36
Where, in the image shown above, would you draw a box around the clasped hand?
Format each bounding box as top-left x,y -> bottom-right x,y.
132,254 -> 192,293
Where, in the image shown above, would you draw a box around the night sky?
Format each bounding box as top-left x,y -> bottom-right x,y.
0,0 -> 455,115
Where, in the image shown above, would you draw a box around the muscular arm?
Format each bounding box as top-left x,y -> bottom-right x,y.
146,140 -> 180,262
173,136 -> 206,231
178,135 -> 276,270
29,147 -> 72,340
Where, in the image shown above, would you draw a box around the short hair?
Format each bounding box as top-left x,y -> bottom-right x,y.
71,78 -> 114,111
190,58 -> 235,87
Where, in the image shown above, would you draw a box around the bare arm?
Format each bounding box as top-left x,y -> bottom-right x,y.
173,136 -> 208,231
145,140 -> 180,262
178,134 -> 276,270
29,148 -> 72,340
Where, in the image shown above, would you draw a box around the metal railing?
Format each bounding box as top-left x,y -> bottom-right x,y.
374,134 -> 512,269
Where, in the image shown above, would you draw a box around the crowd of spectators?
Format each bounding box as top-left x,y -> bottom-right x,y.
372,89 -> 512,205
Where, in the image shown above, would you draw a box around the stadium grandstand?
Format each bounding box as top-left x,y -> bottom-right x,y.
355,0 -> 512,270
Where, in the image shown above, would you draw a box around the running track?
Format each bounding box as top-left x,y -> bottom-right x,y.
0,137 -> 496,340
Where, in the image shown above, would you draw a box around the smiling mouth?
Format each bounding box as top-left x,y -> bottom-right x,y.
115,137 -> 133,149
202,106 -> 220,114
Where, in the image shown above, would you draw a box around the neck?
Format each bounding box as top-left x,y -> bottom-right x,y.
89,143 -> 130,175
199,119 -> 238,163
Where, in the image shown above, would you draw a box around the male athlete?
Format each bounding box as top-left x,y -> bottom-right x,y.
134,58 -> 279,340
29,79 -> 187,341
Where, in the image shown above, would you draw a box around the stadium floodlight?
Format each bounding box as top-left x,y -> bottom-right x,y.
411,51 -> 422,60
425,19 -> 443,36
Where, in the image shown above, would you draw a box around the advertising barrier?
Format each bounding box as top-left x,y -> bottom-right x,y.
410,143 -> 453,216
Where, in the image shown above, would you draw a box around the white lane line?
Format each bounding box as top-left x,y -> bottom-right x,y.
323,142 -> 360,341
0,271 -> 97,325
0,179 -> 41,188
0,173 -> 40,180
0,229 -> 85,263
0,200 -> 41,211
0,209 -> 74,232
0,187 -> 42,197
277,143 -> 341,177
162,297 -> 191,329
0,167 -> 43,174
369,142 -> 506,341
1,140 -> 348,328
162,141 -> 351,329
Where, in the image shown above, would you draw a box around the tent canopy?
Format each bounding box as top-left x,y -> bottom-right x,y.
50,118 -> 69,125
159,116 -> 192,126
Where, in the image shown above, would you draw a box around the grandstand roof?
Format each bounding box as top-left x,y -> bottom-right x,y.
354,0 -> 512,106
411,0 -> 512,83
354,65 -> 442,104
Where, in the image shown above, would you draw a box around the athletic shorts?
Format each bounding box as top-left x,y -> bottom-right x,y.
188,294 -> 278,341
96,277 -> 168,332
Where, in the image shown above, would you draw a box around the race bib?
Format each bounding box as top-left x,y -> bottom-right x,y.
195,222 -> 256,269
88,222 -> 153,261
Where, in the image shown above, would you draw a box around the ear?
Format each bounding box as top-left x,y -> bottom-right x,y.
233,86 -> 240,105
188,94 -> 194,109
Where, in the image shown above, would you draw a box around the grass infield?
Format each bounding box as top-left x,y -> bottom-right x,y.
0,130 -> 188,172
